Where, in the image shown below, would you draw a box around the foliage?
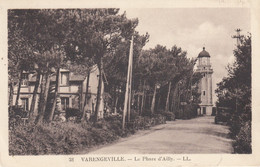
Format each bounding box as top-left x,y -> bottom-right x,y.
233,120 -> 251,153
65,108 -> 82,121
9,106 -> 29,130
215,33 -> 251,153
161,111 -> 175,121
9,114 -> 166,155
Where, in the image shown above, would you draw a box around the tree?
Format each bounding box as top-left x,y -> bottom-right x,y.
103,32 -> 149,117
215,33 -> 251,153
8,10 -> 35,107
64,9 -> 139,122
216,34 -> 251,115
8,10 -> 68,123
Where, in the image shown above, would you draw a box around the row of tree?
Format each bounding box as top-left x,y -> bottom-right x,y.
8,9 -> 201,125
105,44 -> 202,118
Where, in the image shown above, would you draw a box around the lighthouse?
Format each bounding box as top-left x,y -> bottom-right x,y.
196,47 -> 213,115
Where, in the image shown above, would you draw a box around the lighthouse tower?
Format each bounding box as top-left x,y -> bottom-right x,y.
196,47 -> 213,115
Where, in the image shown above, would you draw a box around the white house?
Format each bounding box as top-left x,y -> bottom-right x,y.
11,65 -> 105,119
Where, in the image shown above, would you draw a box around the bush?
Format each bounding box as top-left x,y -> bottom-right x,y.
233,121 -> 251,153
9,113 -> 166,155
65,108 -> 82,121
9,105 -> 28,118
161,111 -> 175,121
9,121 -> 120,155
9,106 -> 29,130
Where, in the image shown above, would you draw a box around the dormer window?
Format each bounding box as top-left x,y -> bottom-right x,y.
21,73 -> 29,86
60,72 -> 69,86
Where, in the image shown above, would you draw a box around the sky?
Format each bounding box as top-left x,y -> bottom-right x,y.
120,8 -> 251,105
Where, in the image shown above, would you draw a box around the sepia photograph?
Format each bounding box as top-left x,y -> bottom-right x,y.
1,0 -> 260,166
7,7 -> 251,155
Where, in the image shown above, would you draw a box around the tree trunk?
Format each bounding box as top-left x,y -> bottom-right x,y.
140,80 -> 146,115
81,70 -> 91,121
113,86 -> 117,113
15,70 -> 23,106
150,84 -> 157,114
94,58 -> 103,123
137,80 -> 141,114
177,84 -> 181,118
80,81 -> 84,113
165,81 -> 172,112
157,95 -> 161,112
29,73 -> 42,119
35,74 -> 46,124
36,73 -> 51,125
114,96 -> 118,114
48,68 -> 60,122
137,93 -> 140,114
170,84 -> 178,113
9,82 -> 14,106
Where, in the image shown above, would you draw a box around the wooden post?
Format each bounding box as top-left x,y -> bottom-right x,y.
127,53 -> 133,123
122,36 -> 134,130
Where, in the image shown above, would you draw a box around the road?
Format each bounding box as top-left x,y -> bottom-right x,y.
88,116 -> 233,154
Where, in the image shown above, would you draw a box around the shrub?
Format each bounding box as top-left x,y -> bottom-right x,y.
229,114 -> 241,138
141,110 -> 152,117
9,106 -> 29,130
65,108 -> 82,121
161,111 -> 175,121
9,105 -> 28,118
130,110 -> 140,120
9,113 -> 166,155
233,121 -> 251,153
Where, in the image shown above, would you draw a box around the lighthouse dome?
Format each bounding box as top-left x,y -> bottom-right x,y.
198,47 -> 210,58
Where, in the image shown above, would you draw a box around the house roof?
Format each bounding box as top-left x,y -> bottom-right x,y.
29,70 -> 86,82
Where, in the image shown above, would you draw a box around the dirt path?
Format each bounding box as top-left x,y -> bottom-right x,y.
87,116 -> 233,154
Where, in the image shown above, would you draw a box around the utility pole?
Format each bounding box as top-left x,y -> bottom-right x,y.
232,29 -> 244,46
122,36 -> 134,130
127,57 -> 133,123
232,29 -> 243,113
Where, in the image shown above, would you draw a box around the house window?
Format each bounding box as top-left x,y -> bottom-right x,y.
21,73 -> 29,86
203,91 -> 206,96
60,72 -> 69,86
21,98 -> 29,111
61,97 -> 69,110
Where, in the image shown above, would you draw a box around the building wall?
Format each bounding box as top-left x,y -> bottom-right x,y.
196,58 -> 213,116
11,66 -> 105,118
